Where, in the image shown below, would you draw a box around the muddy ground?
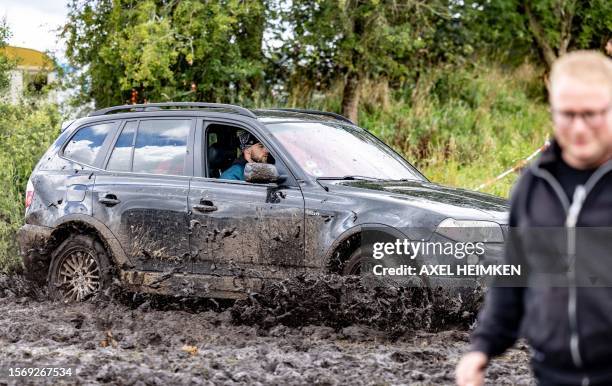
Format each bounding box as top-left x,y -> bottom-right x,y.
0,274 -> 533,385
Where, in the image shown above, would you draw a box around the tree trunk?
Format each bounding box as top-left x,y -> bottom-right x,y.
342,72 -> 360,124
524,2 -> 557,71
557,0 -> 576,56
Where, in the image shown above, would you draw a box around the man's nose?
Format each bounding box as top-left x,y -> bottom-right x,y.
570,114 -> 590,133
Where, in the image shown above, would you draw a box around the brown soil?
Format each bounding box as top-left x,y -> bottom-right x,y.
0,274 -> 533,385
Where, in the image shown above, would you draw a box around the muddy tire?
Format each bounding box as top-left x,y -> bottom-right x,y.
342,246 -> 430,289
48,234 -> 112,302
341,246 -> 371,275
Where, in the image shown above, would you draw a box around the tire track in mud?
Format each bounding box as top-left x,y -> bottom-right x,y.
0,274 -> 533,385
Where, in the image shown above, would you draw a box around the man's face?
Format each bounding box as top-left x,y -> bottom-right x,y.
246,142 -> 269,163
551,75 -> 612,169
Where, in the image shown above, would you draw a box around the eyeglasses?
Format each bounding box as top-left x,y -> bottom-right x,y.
551,104 -> 611,127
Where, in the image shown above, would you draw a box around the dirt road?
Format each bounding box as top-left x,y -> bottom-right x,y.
0,274 -> 533,385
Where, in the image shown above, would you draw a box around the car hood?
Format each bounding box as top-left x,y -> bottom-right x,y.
326,179 -> 509,223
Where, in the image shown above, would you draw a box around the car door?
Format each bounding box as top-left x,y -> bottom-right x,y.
92,118 -> 195,272
188,119 -> 305,280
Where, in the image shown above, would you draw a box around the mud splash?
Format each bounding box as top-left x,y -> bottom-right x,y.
0,274 -> 532,385
230,274 -> 484,337
0,273 -> 46,300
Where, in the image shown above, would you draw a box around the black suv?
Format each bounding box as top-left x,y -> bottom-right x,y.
18,102 -> 508,301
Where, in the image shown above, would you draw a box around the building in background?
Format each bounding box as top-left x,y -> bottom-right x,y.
1,46 -> 57,103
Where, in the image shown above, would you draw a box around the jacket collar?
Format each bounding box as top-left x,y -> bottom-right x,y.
233,155 -> 248,166
530,138 -> 612,200
531,138 -> 612,173
531,139 -> 562,173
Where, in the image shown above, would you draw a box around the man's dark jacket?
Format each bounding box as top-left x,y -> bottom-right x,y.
471,140 -> 612,383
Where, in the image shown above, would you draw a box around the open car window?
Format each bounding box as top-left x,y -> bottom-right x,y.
205,124 -> 276,180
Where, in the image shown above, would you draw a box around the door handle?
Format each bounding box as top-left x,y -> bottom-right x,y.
99,193 -> 121,206
193,200 -> 217,213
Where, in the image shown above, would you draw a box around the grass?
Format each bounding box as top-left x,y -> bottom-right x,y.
293,61 -> 552,198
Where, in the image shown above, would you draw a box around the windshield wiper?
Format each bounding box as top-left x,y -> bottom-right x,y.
317,175 -> 385,181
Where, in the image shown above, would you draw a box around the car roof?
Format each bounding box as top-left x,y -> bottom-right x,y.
251,109 -> 354,125
74,103 -> 354,131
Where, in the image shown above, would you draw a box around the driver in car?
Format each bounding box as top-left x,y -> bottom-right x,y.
220,131 -> 270,181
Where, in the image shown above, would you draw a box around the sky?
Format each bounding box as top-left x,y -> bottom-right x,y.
1,0 -> 68,60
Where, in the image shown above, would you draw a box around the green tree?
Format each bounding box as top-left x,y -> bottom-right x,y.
462,0 -> 612,71
271,0 -> 462,123
0,101 -> 61,272
0,19 -> 13,92
63,0 -> 266,108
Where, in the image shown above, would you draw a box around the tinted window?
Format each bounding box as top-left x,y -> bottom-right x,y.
63,122 -> 113,165
107,121 -> 137,171
132,119 -> 190,175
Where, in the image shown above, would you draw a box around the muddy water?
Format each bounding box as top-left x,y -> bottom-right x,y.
0,274 -> 533,385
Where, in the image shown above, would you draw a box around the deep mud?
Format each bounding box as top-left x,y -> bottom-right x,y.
0,274 -> 533,385
231,274 -> 484,337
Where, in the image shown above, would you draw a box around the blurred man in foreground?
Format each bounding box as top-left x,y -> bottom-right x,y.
456,51 -> 612,386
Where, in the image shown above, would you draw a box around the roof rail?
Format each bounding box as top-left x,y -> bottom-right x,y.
270,108 -> 354,124
88,102 -> 257,119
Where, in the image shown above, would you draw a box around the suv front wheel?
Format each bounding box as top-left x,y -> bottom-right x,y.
48,234 -> 111,302
342,245 -> 431,289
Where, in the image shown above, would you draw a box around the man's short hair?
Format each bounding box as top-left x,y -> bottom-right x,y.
550,50 -> 612,96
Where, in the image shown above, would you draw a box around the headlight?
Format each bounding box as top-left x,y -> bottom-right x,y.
435,218 -> 504,243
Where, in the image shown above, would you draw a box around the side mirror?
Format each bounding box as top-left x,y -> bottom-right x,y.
244,163 -> 281,183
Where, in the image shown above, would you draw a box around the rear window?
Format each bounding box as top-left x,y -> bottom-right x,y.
63,122 -> 114,166
132,119 -> 190,175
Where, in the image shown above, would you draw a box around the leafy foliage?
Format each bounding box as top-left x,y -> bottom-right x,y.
0,19 -> 14,92
62,0 -> 610,113
279,1 -> 478,83
63,0 -> 266,107
460,0 -> 612,69
267,0 -> 475,121
0,102 -> 61,272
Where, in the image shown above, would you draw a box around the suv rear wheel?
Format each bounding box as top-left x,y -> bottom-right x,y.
48,235 -> 111,302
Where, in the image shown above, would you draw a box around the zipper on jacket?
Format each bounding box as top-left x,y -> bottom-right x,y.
566,185 -> 586,368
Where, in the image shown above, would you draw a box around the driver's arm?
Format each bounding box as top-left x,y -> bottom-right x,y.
220,164 -> 244,181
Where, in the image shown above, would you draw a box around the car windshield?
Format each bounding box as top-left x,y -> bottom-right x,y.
265,122 -> 424,181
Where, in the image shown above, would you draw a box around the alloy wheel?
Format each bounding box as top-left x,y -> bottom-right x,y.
55,248 -> 101,301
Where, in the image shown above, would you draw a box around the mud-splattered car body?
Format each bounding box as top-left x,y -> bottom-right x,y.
18,103 -> 508,299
